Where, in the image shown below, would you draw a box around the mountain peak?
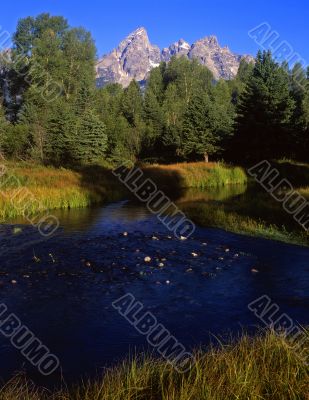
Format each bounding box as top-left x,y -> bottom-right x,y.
96,26 -> 160,87
96,27 -> 253,86
132,27 -> 148,37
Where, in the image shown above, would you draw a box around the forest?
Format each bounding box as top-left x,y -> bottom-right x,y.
0,13 -> 308,167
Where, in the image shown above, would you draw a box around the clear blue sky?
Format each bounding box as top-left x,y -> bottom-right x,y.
1,0 -> 308,64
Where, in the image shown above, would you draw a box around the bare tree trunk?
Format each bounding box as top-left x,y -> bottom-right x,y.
204,152 -> 209,163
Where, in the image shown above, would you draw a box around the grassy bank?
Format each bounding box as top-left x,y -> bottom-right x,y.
1,330 -> 308,400
0,162 -> 125,221
183,201 -> 309,246
143,162 -> 247,188
0,161 -> 247,221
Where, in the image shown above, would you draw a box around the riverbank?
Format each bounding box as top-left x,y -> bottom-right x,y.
0,161 -> 247,221
0,162 -> 121,221
1,160 -> 308,246
182,198 -> 309,246
1,329 -> 308,400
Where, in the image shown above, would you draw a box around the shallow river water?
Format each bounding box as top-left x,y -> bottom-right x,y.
0,197 -> 308,386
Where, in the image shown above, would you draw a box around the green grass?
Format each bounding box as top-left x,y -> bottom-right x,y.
183,201 -> 309,246
0,161 -> 124,222
0,160 -> 308,247
143,162 -> 248,189
0,161 -> 248,222
1,329 -> 308,399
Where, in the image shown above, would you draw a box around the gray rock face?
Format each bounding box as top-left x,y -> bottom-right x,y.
96,28 -> 254,87
96,27 -> 161,87
161,39 -> 191,62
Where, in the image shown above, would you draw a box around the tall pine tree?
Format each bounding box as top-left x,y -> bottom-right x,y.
234,50 -> 295,161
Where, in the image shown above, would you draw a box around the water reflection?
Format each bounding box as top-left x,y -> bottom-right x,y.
0,187 -> 308,387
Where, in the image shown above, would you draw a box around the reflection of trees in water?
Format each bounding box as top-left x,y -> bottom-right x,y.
53,203 -> 151,233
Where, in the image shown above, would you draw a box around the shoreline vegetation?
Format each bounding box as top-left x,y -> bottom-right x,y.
0,161 -> 247,221
1,329 -> 308,400
0,160 -> 309,246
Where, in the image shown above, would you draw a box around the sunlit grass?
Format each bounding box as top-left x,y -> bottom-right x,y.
183,201 -> 309,246
0,161 -> 248,221
144,162 -> 248,188
0,161 -> 122,221
1,329 -> 308,399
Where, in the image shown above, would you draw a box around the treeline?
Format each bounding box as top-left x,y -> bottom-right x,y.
0,13 -> 308,166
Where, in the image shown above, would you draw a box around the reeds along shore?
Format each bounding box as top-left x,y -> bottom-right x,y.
1,329 -> 308,400
0,162 -> 247,221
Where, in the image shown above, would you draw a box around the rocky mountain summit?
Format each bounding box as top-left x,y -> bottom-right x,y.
96,27 -> 253,87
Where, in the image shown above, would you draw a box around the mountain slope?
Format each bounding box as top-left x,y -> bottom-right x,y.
96,27 -> 254,87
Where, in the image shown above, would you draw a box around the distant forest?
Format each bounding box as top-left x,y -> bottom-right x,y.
0,13 -> 308,166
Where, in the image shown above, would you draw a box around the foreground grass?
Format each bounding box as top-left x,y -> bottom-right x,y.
1,330 -> 308,400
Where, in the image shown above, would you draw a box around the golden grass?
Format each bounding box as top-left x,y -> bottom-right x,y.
0,161 -> 248,221
143,162 -> 248,188
0,162 -> 123,221
299,187 -> 309,200
1,329 -> 308,400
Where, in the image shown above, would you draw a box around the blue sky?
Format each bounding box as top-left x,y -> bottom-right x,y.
1,0 -> 308,64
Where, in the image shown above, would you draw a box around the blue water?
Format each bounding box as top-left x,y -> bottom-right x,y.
0,201 -> 308,386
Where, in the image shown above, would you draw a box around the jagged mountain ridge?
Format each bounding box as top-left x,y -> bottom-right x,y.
96,27 -> 254,87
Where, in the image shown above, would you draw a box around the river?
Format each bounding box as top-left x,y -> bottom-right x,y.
0,188 -> 308,387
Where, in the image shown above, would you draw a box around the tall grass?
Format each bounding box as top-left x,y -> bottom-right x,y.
183,201 -> 309,246
0,162 -> 123,221
1,329 -> 308,399
143,162 -> 248,188
0,161 -> 248,221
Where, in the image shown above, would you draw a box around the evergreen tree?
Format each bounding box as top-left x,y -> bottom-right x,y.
182,91 -> 221,161
45,100 -> 76,165
121,80 -> 144,162
300,69 -> 309,159
122,80 -> 143,125
73,109 -> 107,164
233,50 -> 295,161
143,88 -> 164,154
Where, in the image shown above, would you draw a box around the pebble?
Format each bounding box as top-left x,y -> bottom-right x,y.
225,248 -> 230,252
251,268 -> 259,273
85,261 -> 92,268
186,268 -> 193,273
152,236 -> 159,240
123,232 -> 128,236
180,236 -> 187,241
11,280 -> 17,284
158,263 -> 164,268
166,280 -> 170,285
144,256 -> 151,263
191,252 -> 198,257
